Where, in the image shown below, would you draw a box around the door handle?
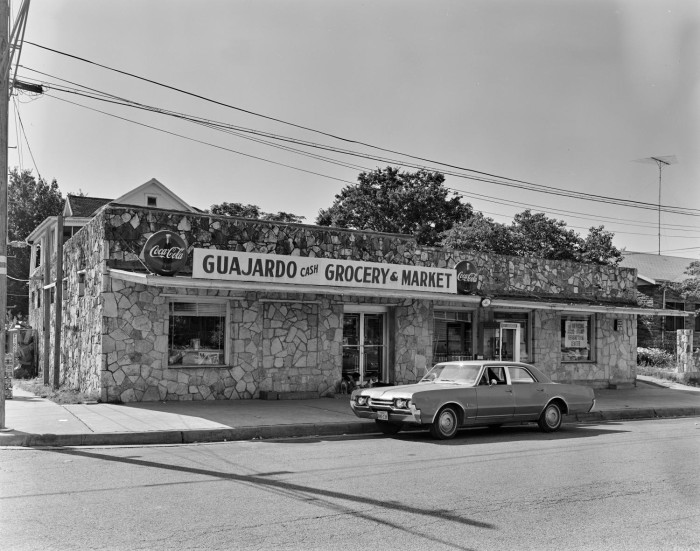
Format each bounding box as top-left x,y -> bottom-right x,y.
536,388 -> 545,392
505,389 -> 513,393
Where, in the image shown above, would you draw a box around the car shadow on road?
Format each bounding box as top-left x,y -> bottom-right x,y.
264,422 -> 630,445
398,423 -> 630,445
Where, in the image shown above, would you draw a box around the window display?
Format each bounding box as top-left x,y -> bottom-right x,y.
561,315 -> 593,361
168,301 -> 227,366
433,311 -> 473,362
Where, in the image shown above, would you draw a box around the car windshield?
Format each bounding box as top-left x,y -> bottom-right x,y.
420,364 -> 481,385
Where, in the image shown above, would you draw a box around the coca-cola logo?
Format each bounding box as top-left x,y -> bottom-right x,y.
142,231 -> 188,276
455,260 -> 479,294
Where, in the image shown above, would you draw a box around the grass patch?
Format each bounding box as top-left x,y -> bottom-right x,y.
13,378 -> 100,404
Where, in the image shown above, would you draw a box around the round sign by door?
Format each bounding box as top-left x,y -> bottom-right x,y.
455,260 -> 479,294
142,230 -> 188,276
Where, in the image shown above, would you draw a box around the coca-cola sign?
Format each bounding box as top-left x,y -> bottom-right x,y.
142,231 -> 188,276
455,260 -> 479,294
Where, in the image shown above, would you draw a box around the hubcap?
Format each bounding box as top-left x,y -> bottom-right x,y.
546,406 -> 560,427
440,411 -> 455,433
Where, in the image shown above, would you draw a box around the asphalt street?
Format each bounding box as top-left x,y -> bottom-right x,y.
1,417 -> 698,551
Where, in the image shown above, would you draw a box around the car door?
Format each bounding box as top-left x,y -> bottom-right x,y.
475,366 -> 515,422
507,365 -> 548,419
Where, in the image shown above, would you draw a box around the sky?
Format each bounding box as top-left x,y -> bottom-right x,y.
8,0 -> 700,259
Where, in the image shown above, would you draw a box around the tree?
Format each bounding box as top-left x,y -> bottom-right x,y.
440,209 -> 622,265
7,169 -> 64,316
435,212 -> 515,255
210,202 -> 305,224
8,169 -> 64,242
316,166 -> 472,246
665,261 -> 700,300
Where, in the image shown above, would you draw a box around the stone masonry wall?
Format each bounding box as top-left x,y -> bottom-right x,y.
47,205 -> 640,400
533,310 -> 636,388
101,205 -> 637,305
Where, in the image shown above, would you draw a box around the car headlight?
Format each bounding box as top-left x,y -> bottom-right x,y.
395,398 -> 412,409
356,395 -> 369,406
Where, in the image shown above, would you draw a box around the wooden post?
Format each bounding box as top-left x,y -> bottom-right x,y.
0,0 -> 9,429
52,215 -> 63,388
42,240 -> 50,384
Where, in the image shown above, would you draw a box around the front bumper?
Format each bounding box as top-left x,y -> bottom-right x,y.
350,401 -> 423,425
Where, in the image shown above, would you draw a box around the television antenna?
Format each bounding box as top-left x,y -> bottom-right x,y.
633,155 -> 678,255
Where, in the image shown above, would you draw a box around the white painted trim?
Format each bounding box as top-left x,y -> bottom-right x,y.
107,269 -> 688,316
343,304 -> 390,313
490,298 -> 691,317
107,269 -> 483,304
259,298 -> 322,304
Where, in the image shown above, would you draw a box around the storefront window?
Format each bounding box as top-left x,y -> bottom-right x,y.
561,315 -> 593,362
168,301 -> 227,366
433,311 -> 473,362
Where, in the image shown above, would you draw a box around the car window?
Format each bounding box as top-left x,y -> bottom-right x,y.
508,366 -> 536,383
486,366 -> 507,385
421,364 -> 481,385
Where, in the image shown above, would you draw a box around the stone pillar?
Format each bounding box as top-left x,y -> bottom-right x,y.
676,329 -> 693,373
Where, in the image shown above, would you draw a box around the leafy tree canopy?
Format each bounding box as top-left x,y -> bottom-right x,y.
209,202 -> 305,224
440,209 -> 622,265
316,166 -> 473,246
7,169 -> 64,316
8,168 -> 64,241
664,260 -> 700,300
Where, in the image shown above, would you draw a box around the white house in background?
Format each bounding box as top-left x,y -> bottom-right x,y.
26,178 -> 197,275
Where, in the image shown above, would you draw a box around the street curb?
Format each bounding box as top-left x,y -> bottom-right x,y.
1,409 -> 698,448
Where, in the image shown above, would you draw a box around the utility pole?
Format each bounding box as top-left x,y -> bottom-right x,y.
1,0 -> 31,429
0,0 -> 10,430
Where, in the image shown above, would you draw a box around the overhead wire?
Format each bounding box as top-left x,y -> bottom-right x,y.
12,95 -> 42,179
21,42 -> 700,218
44,92 -> 359,187
20,68 -> 700,223
40,87 -> 700,242
21,67 -> 700,238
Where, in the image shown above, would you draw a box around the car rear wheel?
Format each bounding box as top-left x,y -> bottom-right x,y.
538,402 -> 562,432
375,420 -> 401,435
430,406 -> 459,440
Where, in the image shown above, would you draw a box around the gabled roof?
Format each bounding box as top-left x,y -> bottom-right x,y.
113,178 -> 196,213
63,195 -> 113,217
620,252 -> 697,283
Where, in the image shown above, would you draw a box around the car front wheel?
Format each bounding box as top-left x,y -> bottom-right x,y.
375,420 -> 401,435
430,406 -> 459,440
538,402 -> 562,432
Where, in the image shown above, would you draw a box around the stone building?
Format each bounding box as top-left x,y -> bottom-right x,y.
26,183 -> 688,403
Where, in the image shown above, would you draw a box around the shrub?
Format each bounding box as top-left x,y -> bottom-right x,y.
637,347 -> 674,368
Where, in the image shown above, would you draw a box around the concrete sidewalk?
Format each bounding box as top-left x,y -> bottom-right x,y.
1,376 -> 699,447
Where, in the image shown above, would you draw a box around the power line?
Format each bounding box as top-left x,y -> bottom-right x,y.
12,95 -> 41,179
44,93 -> 359,187
32,75 -> 700,235
23,43 -> 700,217
24,70 -> 700,219
43,91 -> 700,244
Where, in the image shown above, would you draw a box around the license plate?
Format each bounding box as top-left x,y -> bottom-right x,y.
377,411 -> 388,421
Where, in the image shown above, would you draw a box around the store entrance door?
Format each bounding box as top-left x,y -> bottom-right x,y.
342,312 -> 387,387
498,322 -> 521,362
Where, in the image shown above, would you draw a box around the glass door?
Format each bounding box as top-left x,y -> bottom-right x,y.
498,322 -> 521,362
342,312 -> 386,387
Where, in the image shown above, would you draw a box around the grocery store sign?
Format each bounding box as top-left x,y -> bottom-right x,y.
192,250 -> 457,294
